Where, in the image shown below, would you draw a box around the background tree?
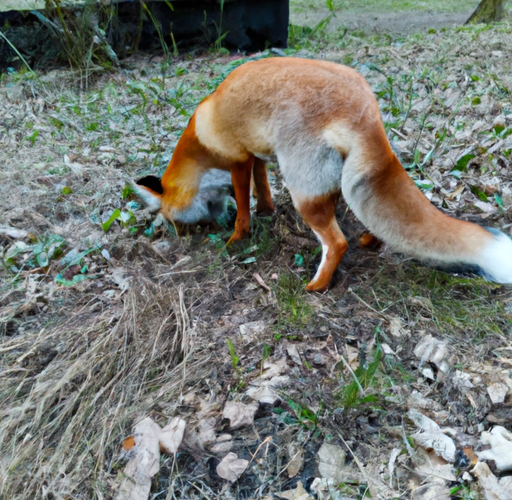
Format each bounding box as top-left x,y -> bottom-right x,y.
466,0 -> 505,23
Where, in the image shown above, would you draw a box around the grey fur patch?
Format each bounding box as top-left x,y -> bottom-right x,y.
349,173 -> 370,199
173,186 -> 231,224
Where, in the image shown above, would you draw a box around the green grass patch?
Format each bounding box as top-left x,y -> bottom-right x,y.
291,0 -> 478,15
352,265 -> 512,340
274,272 -> 314,331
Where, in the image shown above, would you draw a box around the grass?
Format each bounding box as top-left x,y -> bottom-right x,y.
351,265 -> 512,340
274,272 -> 315,331
290,0 -> 481,14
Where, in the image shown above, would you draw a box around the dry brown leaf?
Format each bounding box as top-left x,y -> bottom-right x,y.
414,335 -> 451,381
197,417 -> 217,448
260,358 -> 288,379
388,316 -> 406,338
246,375 -> 290,404
276,480 -> 313,500
159,416 -> 186,454
472,461 -> 512,500
345,345 -> 359,369
210,433 -> 233,454
0,226 -> 28,239
115,417 -> 161,500
317,443 -> 346,483
216,452 -> 249,482
253,272 -> 271,291
222,401 -> 258,430
286,344 -> 302,366
286,444 -> 304,478
411,481 -> 450,500
486,382 -> 508,404
408,409 -> 456,462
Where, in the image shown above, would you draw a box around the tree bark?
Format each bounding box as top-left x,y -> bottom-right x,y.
466,0 -> 504,24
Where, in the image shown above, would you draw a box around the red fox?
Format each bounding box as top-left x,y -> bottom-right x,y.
135,57 -> 512,291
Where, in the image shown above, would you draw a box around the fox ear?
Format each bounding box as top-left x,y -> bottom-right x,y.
134,175 -> 163,212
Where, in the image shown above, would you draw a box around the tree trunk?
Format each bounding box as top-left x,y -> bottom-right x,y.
466,0 -> 504,24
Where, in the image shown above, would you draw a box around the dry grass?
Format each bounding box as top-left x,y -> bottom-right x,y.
0,274 -> 200,498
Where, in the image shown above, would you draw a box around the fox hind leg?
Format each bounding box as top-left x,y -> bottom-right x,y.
295,192 -> 348,292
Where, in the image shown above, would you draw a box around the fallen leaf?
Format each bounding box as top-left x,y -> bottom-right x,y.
246,375 -> 290,404
197,417 -> 217,448
477,426 -> 512,472
0,226 -> 28,239
216,452 -> 249,482
260,358 -> 288,379
286,344 -> 302,366
222,401 -> 258,430
388,316 -> 406,338
317,443 -> 346,483
239,321 -> 267,340
115,417 -> 161,500
210,433 -> 233,454
408,409 -> 456,462
159,417 -> 186,454
253,272 -> 271,291
286,443 -> 304,478
411,481 -> 450,500
414,335 -> 451,381
472,461 -> 512,500
486,382 -> 508,405
276,480 -> 313,500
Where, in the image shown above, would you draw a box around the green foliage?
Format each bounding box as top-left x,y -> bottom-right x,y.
2,234 -> 66,272
274,273 -> 314,329
101,209 -> 136,232
25,130 -> 39,146
40,0 -> 119,83
339,345 -> 383,410
274,399 -> 319,431
226,338 -> 240,372
122,185 -> 136,200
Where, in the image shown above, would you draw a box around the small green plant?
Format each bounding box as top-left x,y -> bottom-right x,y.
25,130 -> 39,146
226,338 -> 245,389
260,343 -> 272,374
339,345 -> 383,410
102,209 -> 137,233
212,0 -> 229,52
274,399 -> 319,432
274,273 -> 314,329
226,338 -> 239,372
2,233 -> 67,272
122,185 -> 136,199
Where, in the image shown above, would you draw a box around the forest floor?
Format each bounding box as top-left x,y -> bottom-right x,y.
1,5 -> 512,500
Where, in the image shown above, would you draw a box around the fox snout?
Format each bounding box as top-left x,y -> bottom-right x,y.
134,175 -> 232,225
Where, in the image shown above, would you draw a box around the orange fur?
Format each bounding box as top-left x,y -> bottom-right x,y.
135,57 -> 512,290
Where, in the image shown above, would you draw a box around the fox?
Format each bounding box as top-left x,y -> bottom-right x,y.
135,57 -> 512,292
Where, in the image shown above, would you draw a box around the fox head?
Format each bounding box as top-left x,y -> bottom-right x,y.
134,174 -> 233,225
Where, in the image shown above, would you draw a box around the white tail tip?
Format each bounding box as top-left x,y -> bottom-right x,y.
479,231 -> 512,284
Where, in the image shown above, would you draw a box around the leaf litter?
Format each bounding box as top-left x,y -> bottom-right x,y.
1,15 -> 512,500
